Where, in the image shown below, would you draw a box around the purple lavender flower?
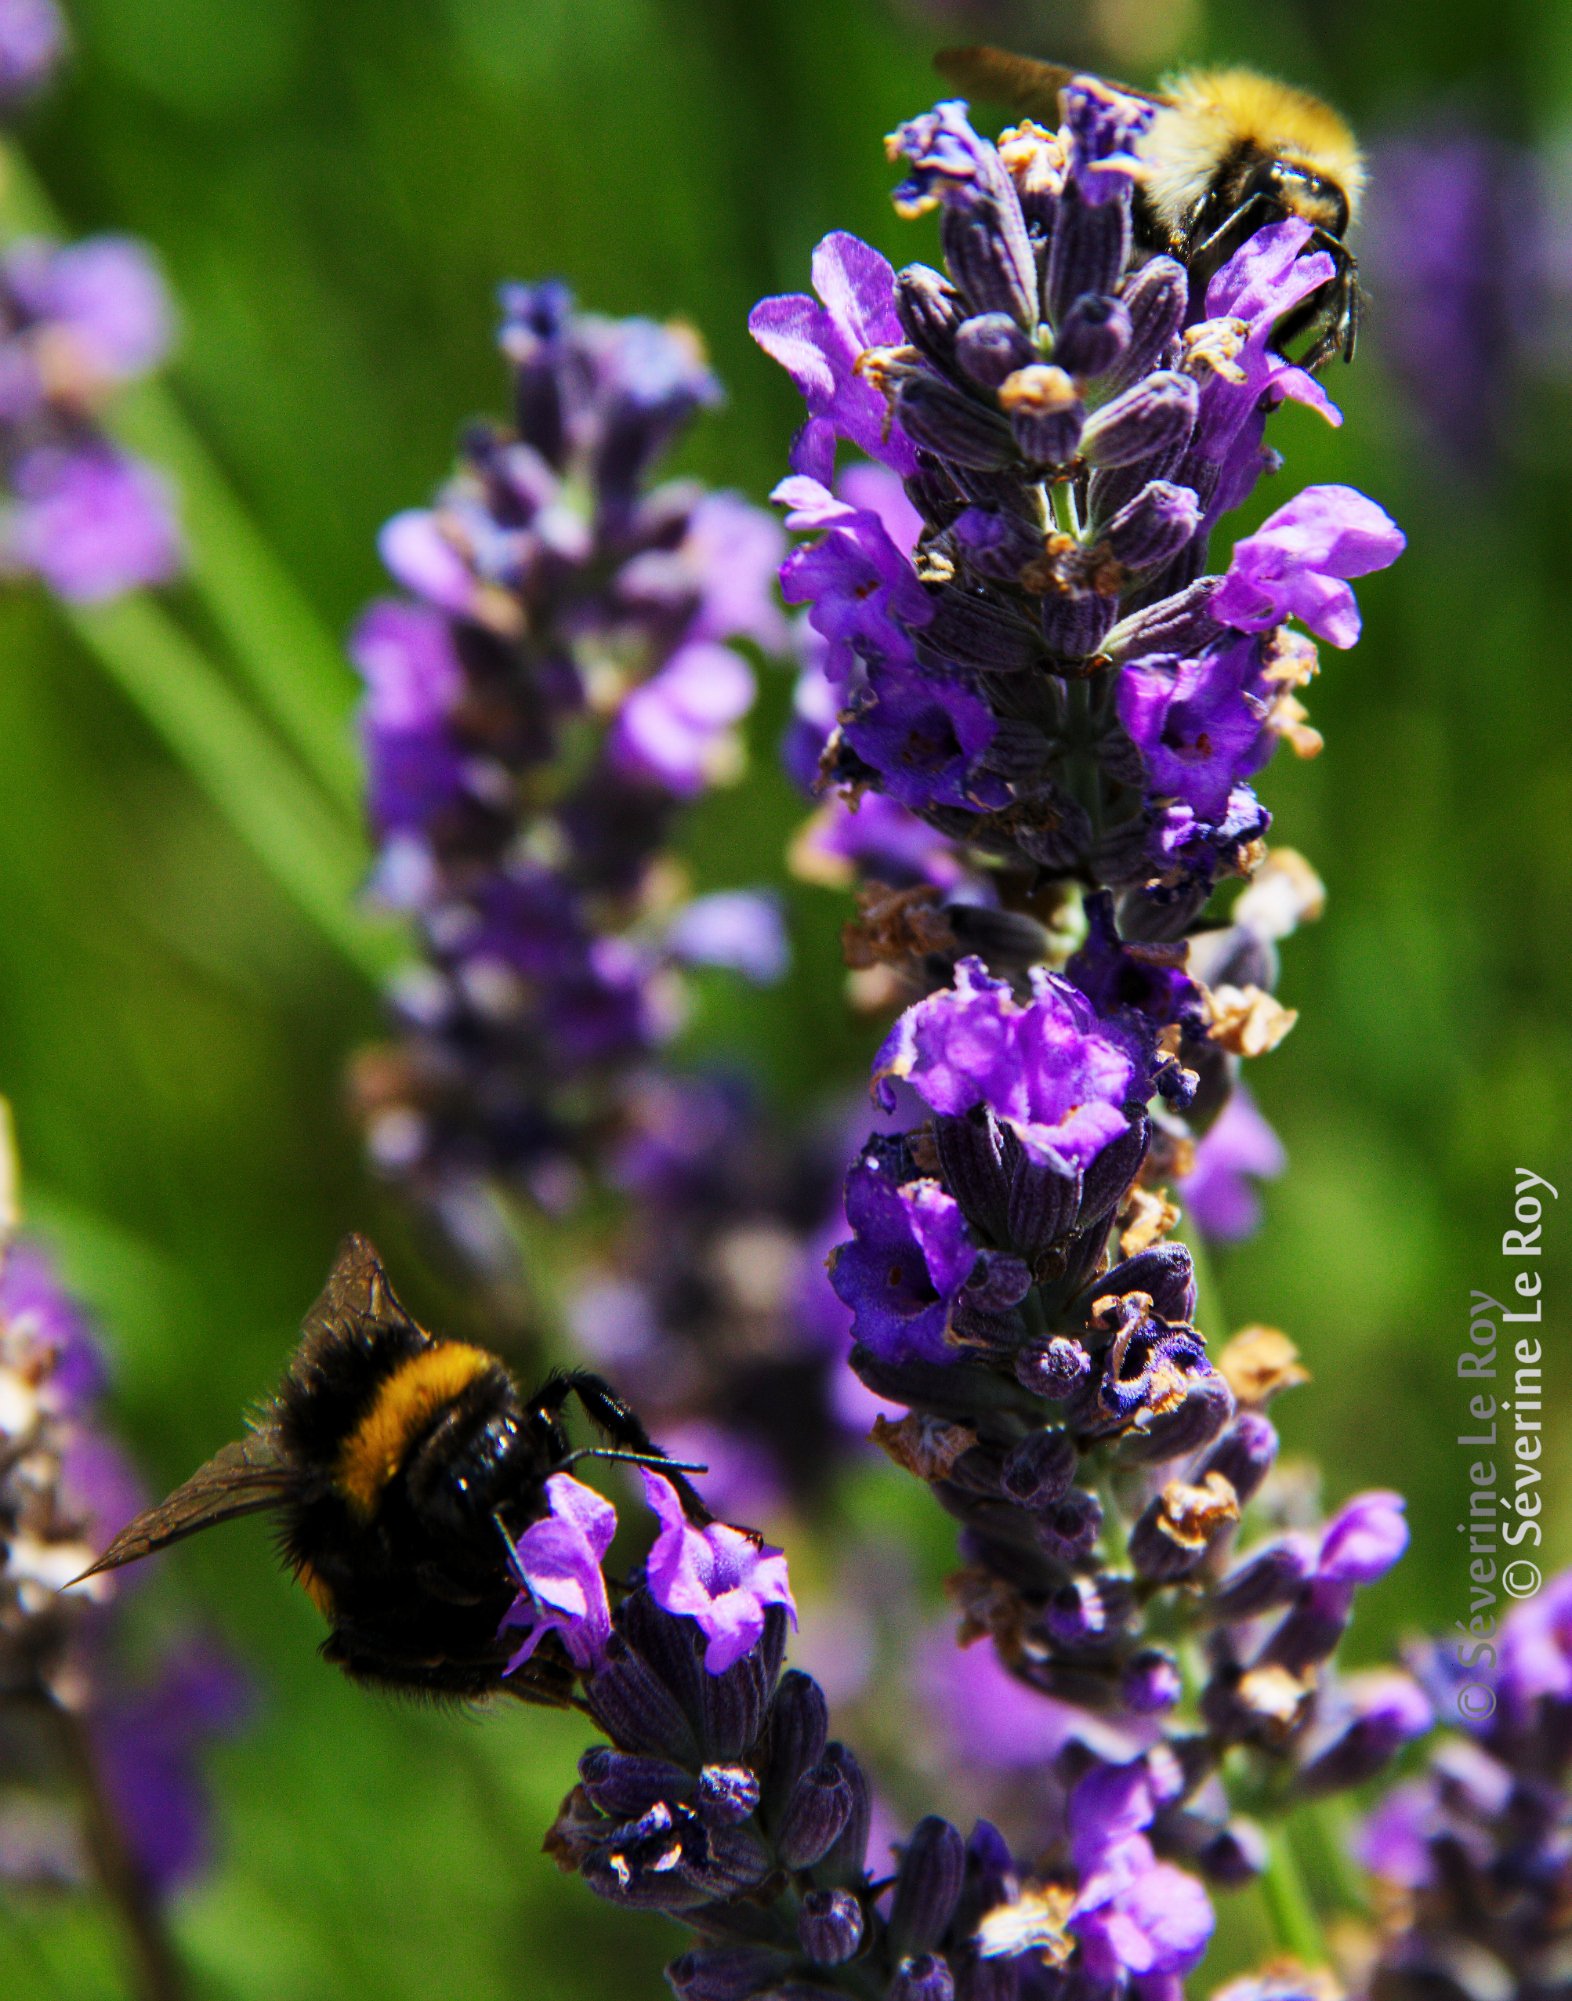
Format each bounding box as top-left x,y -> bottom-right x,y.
351,285 -> 791,1232
873,957 -> 1144,1170
7,445 -> 181,601
749,233 -> 918,476
500,1473 -> 617,1673
5,236 -> 172,387
1212,486 -> 1407,649
1361,128 -> 1532,470
831,1138 -> 978,1365
2,1231 -> 244,1914
1356,1568 -> 1572,2000
665,892 -> 789,984
0,232 -> 183,605
0,0 -> 63,110
642,1471 -> 796,1673
91,1648 -> 254,1897
759,104 -> 1401,905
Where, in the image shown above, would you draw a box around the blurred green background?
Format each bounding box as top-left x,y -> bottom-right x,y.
2,0 -> 1570,1993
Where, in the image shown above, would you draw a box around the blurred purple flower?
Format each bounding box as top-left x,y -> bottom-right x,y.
1177,1087 -> 1285,1242
8,445 -> 181,601
0,0 -> 63,109
665,892 -> 789,985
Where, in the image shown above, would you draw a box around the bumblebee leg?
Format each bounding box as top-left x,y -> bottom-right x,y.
537,1368 -> 716,1524
1282,230 -> 1359,372
1181,189 -> 1285,290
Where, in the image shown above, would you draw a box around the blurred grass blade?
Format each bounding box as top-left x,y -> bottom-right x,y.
65,594 -> 394,983
0,147 -> 365,816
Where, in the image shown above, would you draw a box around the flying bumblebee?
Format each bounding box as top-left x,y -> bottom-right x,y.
936,47 -> 1364,370
77,1235 -> 705,1704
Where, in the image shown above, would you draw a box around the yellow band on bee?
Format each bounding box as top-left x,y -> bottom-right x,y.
335,1343 -> 493,1518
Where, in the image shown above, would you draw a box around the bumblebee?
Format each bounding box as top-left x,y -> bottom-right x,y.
79,1236 -> 704,1704
936,47 -> 1364,369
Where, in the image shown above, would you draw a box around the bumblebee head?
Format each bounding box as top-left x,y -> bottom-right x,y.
1249,156 -> 1351,240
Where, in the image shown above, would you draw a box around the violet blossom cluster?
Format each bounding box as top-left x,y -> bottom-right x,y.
0,2 -> 183,604
1357,1575 -> 1572,2001
0,1218 -> 247,1908
744,78 -> 1422,1899
502,1465 -> 1218,2001
350,282 -> 790,1243
0,231 -> 183,603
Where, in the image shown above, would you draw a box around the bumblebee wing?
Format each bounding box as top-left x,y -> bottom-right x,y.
301,1232 -> 421,1348
73,1432 -> 297,1580
934,47 -> 1171,118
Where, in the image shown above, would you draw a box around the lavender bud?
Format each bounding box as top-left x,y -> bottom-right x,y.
939,191 -> 1037,329
1104,576 -> 1224,662
1208,1535 -> 1317,1621
943,905 -> 1053,971
1100,480 -> 1202,573
1078,1117 -> 1149,1221
499,280 -> 572,467
1035,1487 -> 1103,1563
934,1109 -> 1011,1242
1000,1428 -> 1077,1508
1040,587 -> 1118,661
1130,1472 -> 1240,1581
763,1671 -> 828,1818
816,1742 -> 873,1886
1259,1574 -> 1355,1675
1046,185 -> 1131,324
896,373 -> 1017,469
920,587 -> 1044,672
954,313 -> 1037,390
1091,1244 -> 1196,1322
1005,1148 -> 1082,1260
697,1763 -> 761,1826
1121,1648 -> 1183,1715
950,505 -> 1041,583
889,1954 -> 956,2001
897,265 -> 965,372
1080,371 -> 1198,470
889,1816 -> 966,1955
1052,294 -> 1131,380
777,1758 -> 854,1870
1103,256 -> 1188,391
586,1639 -> 701,1764
1196,1413 -> 1279,1510
1296,1674 -> 1433,1798
1119,1369 -> 1234,1464
667,1948 -> 792,2001
799,1888 -> 864,1966
1044,1572 -> 1125,1646
1014,1337 -> 1091,1400
997,365 -> 1084,466
579,1747 -> 692,1818
1198,1819 -> 1268,1887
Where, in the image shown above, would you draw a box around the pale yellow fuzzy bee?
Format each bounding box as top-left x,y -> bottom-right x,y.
936,47 -> 1364,369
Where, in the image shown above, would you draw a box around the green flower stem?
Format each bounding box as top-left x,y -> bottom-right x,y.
0,147 -> 363,815
1259,1825 -> 1328,1966
66,594 -> 394,983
